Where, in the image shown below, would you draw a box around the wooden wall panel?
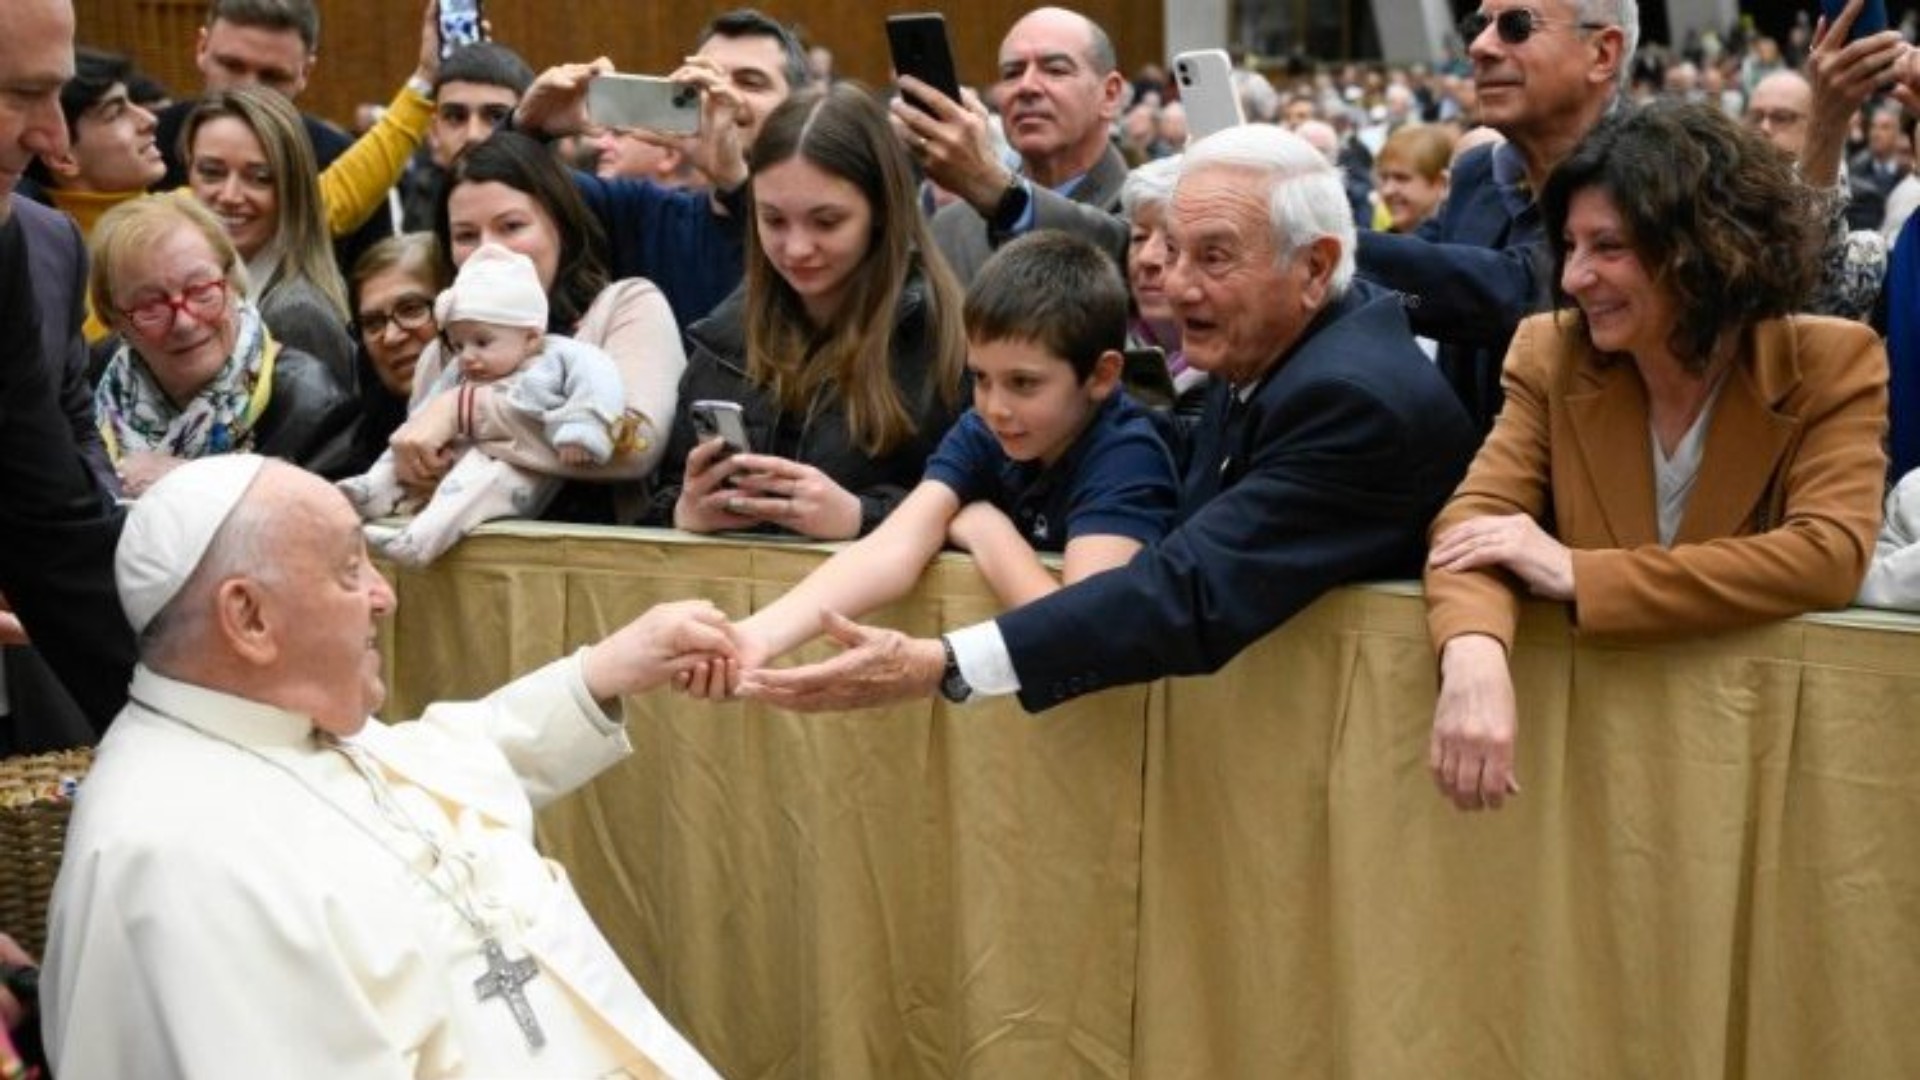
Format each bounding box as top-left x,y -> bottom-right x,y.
77,1 -> 1166,135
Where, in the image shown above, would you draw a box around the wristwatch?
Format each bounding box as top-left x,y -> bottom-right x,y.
987,174 -> 1031,234
938,635 -> 973,703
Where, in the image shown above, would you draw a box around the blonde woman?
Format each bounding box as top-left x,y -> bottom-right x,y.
180,86 -> 356,390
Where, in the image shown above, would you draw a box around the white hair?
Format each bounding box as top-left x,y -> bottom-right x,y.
1577,0 -> 1640,92
1120,155 -> 1183,221
1176,123 -> 1356,296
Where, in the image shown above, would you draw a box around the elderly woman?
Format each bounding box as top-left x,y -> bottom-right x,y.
1425,101 -> 1888,811
91,195 -> 354,495
1120,154 -> 1206,418
180,86 -> 357,391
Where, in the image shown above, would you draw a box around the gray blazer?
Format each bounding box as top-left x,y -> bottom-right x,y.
929,144 -> 1131,284
259,273 -> 357,394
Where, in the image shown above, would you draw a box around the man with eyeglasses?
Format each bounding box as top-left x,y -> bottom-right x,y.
1356,0 -> 1637,434
397,42 -> 535,233
1746,70 -> 1814,156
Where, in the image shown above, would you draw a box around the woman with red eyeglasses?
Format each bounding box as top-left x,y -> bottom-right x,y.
88,195 -> 355,496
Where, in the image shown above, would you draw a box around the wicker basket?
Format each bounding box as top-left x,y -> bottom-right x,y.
0,748 -> 92,958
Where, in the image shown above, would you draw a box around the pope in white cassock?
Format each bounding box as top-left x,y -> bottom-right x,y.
41,454 -> 731,1079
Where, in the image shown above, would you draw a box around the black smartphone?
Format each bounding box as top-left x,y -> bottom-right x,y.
887,13 -> 962,113
438,0 -> 486,60
1820,0 -> 1889,40
689,400 -> 751,457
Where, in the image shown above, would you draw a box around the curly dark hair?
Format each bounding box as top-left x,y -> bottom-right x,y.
1541,99 -> 1822,371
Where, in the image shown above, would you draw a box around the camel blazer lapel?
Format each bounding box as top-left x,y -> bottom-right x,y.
1559,322 -> 1801,547
1679,325 -> 1801,542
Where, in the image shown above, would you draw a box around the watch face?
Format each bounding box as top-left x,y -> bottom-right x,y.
940,640 -> 970,702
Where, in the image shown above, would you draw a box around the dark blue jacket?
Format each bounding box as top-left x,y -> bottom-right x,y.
1355,143 -> 1553,433
574,172 -> 746,332
0,214 -> 135,736
995,282 -> 1478,712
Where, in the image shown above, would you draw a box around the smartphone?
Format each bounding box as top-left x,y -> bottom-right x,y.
1820,0 -> 1889,39
689,400 -> 751,457
887,14 -> 962,113
437,0 -> 485,60
1173,50 -> 1246,141
586,74 -> 701,136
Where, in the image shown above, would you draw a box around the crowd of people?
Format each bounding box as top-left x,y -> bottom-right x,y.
3,0 -> 1919,1074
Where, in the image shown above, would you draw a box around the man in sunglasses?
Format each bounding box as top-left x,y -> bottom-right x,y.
397,42 -> 535,232
1356,0 -> 1637,434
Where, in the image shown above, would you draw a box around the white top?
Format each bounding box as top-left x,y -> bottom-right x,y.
1859,468 -> 1920,610
1651,381 -> 1725,547
43,654 -> 721,1080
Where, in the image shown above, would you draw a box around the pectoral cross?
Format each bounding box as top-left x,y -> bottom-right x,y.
474,936 -> 546,1051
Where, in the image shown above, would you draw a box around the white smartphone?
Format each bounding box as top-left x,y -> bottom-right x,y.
1172,50 -> 1245,141
586,74 -> 701,136
689,400 -> 751,457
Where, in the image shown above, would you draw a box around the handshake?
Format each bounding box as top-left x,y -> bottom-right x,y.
577,601 -> 951,712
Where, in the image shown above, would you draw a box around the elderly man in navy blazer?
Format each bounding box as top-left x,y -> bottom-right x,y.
736,124 -> 1477,714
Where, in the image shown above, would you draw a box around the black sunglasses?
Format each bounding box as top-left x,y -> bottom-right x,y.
1459,8 -> 1608,45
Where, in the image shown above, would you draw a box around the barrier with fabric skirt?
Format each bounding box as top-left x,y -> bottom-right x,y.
378,524 -> 1920,1079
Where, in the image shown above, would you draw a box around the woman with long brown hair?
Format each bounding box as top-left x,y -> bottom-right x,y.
650,82 -> 968,539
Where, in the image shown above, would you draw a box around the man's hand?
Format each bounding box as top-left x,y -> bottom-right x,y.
1431,634 -> 1521,812
515,57 -> 615,138
626,58 -> 749,190
890,78 -> 1012,212
582,599 -> 737,701
677,623 -> 768,700
388,391 -> 460,488
1429,513 -> 1574,601
736,611 -> 945,711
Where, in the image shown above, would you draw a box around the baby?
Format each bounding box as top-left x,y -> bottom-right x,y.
339,243 -> 626,566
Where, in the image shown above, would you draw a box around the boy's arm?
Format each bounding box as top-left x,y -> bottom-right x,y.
738,481 -> 963,662
950,503 -> 1144,609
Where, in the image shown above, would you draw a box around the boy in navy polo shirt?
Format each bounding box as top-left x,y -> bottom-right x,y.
724,232 -> 1179,668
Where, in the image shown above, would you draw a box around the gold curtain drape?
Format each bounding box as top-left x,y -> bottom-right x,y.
381,525 -> 1920,1079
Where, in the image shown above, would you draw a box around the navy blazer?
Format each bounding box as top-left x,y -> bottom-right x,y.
1355,143 -> 1553,432
14,197 -> 116,497
995,282 -> 1478,712
0,213 -> 135,734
